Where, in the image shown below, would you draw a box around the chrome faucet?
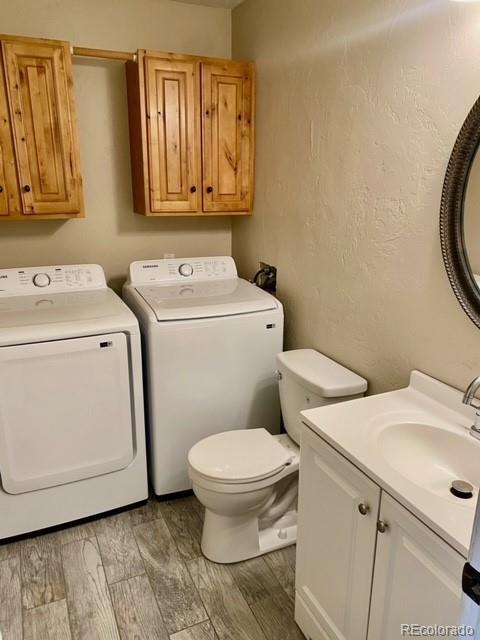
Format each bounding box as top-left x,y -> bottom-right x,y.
463,376 -> 480,440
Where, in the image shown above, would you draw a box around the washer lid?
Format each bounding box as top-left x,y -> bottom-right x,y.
188,428 -> 292,483
135,278 -> 278,321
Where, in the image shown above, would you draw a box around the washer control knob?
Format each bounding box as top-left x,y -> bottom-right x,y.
178,263 -> 194,277
33,273 -> 51,288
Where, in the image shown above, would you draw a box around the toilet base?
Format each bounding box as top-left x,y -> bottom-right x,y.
201,506 -> 297,564
259,507 -> 297,555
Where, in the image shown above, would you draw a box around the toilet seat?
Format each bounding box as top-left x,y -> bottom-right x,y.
189,457 -> 298,495
188,428 -> 294,484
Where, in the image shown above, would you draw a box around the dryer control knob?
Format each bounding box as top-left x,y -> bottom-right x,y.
178,263 -> 194,277
33,273 -> 51,288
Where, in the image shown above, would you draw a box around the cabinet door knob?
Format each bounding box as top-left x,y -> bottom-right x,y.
358,503 -> 370,516
377,520 -> 389,534
23,185 -> 31,193
0,186 -> 3,193
206,186 -> 213,194
190,186 -> 197,193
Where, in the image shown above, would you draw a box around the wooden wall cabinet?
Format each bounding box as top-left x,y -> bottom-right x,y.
202,61 -> 254,213
0,35 -> 84,221
126,51 -> 255,216
143,56 -> 201,214
0,59 -> 20,218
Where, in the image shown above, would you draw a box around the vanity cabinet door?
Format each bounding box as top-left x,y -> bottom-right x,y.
2,38 -> 83,217
367,493 -> 464,640
295,427 -> 380,640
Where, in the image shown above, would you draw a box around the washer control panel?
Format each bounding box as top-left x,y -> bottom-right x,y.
129,256 -> 237,284
0,264 -> 107,297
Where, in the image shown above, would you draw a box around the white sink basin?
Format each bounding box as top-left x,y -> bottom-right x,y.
375,421 -> 480,498
301,371 -> 480,558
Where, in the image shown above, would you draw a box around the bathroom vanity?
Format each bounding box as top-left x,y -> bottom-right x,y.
295,371 -> 477,640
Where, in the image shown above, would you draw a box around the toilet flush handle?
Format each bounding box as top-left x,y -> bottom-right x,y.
275,370 -> 283,381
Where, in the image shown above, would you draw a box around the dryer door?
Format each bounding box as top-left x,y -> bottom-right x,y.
0,333 -> 134,494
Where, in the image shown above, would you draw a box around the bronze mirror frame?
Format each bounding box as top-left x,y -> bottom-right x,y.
440,96 -> 480,329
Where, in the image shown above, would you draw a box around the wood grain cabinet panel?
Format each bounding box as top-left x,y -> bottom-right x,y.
202,61 -> 254,213
2,38 -> 83,217
126,51 -> 255,216
145,57 -> 201,213
0,153 -> 8,215
0,60 -> 20,217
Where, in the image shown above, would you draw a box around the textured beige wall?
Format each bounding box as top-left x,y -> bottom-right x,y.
232,0 -> 480,394
0,0 -> 231,291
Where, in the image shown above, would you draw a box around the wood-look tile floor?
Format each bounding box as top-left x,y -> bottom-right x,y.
0,495 -> 304,640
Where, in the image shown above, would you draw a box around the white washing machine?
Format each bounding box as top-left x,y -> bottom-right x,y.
123,256 -> 284,496
0,264 -> 148,539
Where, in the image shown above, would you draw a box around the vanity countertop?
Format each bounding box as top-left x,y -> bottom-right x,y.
301,371 -> 478,558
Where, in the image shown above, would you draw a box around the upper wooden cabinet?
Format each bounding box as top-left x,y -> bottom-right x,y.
0,35 -> 84,220
144,56 -> 201,214
0,59 -> 21,218
126,51 -> 255,216
202,61 -> 254,213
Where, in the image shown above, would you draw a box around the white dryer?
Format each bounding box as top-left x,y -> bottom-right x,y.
0,264 -> 148,539
123,256 -> 284,496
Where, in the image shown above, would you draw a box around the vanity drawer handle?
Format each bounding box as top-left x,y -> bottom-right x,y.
358,503 -> 370,516
377,520 -> 389,534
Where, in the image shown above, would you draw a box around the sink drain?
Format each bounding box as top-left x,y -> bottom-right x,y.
450,480 -> 474,499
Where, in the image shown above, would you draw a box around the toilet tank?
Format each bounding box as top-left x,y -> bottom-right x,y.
276,349 -> 368,445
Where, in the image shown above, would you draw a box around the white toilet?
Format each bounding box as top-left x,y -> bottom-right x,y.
188,349 -> 367,564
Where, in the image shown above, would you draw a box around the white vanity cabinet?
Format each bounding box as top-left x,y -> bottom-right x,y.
368,493 -> 464,639
295,427 -> 380,640
295,427 -> 464,640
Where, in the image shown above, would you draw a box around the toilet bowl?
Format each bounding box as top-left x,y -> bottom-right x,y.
188,349 -> 367,564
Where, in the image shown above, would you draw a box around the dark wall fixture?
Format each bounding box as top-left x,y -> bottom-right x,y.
252,262 -> 277,293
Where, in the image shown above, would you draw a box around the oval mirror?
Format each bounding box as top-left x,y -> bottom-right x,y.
440,97 -> 480,328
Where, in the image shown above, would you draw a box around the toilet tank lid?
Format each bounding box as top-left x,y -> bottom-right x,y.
276,349 -> 368,398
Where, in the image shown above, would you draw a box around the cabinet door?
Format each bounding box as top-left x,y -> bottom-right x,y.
202,60 -> 254,213
144,56 -> 201,213
368,493 -> 464,640
0,58 -> 20,217
2,38 -> 83,216
295,427 -> 380,640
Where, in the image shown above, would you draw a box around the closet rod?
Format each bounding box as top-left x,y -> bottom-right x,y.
71,46 -> 136,62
